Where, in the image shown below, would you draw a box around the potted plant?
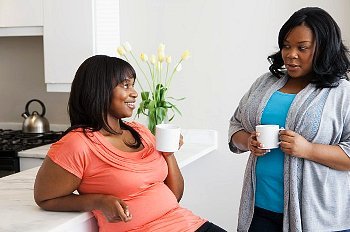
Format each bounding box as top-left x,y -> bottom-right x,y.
117,42 -> 190,134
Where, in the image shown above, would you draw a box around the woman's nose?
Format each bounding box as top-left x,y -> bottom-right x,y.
130,88 -> 138,98
286,48 -> 298,59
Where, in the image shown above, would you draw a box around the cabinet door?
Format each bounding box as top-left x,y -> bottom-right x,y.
0,0 -> 43,27
0,0 -> 43,36
43,0 -> 120,92
43,0 -> 94,92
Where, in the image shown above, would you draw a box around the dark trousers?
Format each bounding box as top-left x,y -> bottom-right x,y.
196,221 -> 227,232
248,207 -> 283,232
248,206 -> 350,232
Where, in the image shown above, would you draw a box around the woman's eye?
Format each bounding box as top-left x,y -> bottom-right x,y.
299,46 -> 307,51
282,44 -> 290,49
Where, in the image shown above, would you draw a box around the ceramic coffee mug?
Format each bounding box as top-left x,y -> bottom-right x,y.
155,124 -> 181,152
255,125 -> 283,149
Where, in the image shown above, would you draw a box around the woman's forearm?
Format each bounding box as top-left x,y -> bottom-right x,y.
163,153 -> 184,201
36,192 -> 104,212
306,144 -> 350,171
231,130 -> 251,152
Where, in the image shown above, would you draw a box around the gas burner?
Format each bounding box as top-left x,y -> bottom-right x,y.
0,130 -> 63,153
0,129 -> 64,177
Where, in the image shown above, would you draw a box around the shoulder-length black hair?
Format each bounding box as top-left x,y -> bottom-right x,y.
66,55 -> 141,148
268,7 -> 350,88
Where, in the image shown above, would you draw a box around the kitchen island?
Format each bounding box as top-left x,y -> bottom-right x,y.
0,129 -> 217,232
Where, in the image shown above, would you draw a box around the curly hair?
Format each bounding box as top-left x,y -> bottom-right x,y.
268,7 -> 350,88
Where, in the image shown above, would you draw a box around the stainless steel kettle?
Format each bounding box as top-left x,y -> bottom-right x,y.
21,99 -> 50,133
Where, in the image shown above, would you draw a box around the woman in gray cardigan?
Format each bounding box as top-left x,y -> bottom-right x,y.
228,7 -> 350,232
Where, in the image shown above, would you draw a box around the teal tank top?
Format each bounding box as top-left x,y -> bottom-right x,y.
255,90 -> 296,213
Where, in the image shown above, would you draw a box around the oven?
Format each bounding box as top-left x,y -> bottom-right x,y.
0,129 -> 63,178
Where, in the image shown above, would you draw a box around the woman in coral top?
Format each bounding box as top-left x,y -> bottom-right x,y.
34,55 -> 226,232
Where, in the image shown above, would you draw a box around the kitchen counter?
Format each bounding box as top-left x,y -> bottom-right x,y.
0,129 -> 217,232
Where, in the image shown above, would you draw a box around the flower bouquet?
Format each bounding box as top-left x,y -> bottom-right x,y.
117,42 -> 190,134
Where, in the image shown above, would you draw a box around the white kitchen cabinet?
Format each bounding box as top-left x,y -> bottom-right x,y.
43,0 -> 120,92
19,157 -> 43,171
0,0 -> 43,36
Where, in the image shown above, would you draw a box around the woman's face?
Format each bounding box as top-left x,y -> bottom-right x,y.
109,77 -> 138,119
281,24 -> 316,79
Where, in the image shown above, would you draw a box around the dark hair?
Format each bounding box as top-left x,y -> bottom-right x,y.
268,7 -> 350,87
66,55 -> 141,148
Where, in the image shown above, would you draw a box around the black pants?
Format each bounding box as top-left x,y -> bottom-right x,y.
248,207 -> 350,232
248,207 -> 283,232
196,221 -> 227,232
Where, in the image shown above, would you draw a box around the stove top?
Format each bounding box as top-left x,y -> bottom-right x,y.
0,129 -> 63,155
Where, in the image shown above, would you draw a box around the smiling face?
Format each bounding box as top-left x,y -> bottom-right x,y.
108,77 -> 138,120
281,24 -> 316,79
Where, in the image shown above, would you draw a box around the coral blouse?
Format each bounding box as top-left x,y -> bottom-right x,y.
48,121 -> 206,232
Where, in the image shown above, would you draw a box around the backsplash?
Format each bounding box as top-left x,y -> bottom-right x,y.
0,36 -> 70,124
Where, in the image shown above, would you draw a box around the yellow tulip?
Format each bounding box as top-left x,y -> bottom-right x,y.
117,46 -> 126,56
181,50 -> 190,60
158,43 -> 165,53
158,51 -> 165,62
140,53 -> 148,62
166,56 -> 172,64
150,55 -> 157,64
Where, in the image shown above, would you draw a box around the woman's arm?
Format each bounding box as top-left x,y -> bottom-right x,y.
162,134 -> 184,202
163,153 -> 184,202
231,129 -> 270,156
34,157 -> 132,222
279,130 -> 350,171
230,130 -> 250,152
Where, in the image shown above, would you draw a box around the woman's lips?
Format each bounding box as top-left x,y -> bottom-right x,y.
125,102 -> 135,109
286,64 -> 300,71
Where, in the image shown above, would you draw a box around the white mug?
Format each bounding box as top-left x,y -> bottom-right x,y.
255,125 -> 283,149
155,124 -> 181,152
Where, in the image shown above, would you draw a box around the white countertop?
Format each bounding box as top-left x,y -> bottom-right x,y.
0,129 -> 217,232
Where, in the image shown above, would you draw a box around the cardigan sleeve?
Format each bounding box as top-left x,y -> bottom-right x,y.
337,86 -> 350,157
228,73 -> 272,153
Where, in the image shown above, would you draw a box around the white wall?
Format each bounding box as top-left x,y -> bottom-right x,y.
119,1 -> 350,231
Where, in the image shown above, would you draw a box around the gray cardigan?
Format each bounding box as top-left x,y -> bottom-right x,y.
228,72 -> 350,232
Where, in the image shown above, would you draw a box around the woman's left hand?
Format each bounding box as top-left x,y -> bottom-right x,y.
279,129 -> 313,158
162,134 -> 184,157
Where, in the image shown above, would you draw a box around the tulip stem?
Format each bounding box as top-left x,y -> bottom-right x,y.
165,63 -> 169,86
166,59 -> 183,88
123,55 -> 145,92
129,51 -> 152,92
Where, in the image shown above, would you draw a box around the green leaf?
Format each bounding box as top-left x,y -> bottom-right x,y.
167,102 -> 182,116
141,91 -> 150,101
148,100 -> 156,111
155,107 -> 167,125
168,96 -> 186,101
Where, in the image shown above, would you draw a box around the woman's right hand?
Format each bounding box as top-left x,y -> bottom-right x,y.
248,132 -> 270,156
96,195 -> 132,223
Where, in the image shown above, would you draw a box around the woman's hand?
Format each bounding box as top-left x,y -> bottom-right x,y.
279,129 -> 312,158
248,132 -> 270,156
95,195 -> 132,223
